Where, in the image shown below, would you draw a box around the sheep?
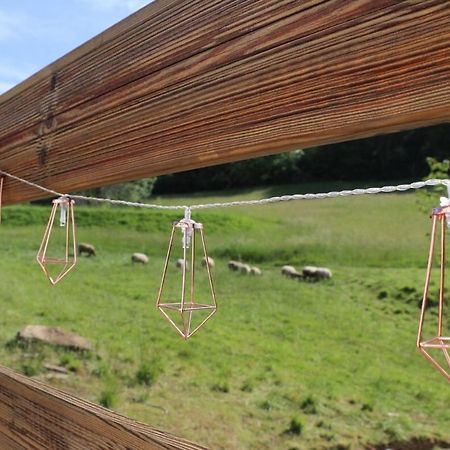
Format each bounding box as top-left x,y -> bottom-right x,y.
302,266 -> 318,278
228,260 -> 242,271
176,258 -> 189,270
228,260 -> 259,275
239,264 -> 252,275
131,253 -> 149,264
291,271 -> 304,280
250,266 -> 262,276
315,267 -> 332,280
78,243 -> 96,257
202,256 -> 215,268
281,265 -> 300,278
302,265 -> 332,281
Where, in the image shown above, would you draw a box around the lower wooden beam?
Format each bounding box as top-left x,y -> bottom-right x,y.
0,365 -> 207,450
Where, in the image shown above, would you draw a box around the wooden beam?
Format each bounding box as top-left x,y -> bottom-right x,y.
1,0 -> 450,205
0,365 -> 207,449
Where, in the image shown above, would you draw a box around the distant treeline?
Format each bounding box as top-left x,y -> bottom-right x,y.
153,123 -> 450,194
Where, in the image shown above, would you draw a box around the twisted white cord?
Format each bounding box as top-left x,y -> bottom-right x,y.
0,169 -> 449,212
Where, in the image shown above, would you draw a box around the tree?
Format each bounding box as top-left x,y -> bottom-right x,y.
77,178 -> 156,203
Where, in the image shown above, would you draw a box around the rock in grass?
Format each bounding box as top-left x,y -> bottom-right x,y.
43,363 -> 69,374
17,325 -> 92,351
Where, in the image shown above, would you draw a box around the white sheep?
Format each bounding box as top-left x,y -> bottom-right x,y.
302,266 -> 332,280
315,267 -> 332,279
202,256 -> 215,268
228,260 -> 242,271
281,265 -> 301,278
239,264 -> 252,275
250,266 -> 262,276
131,253 -> 149,264
176,258 -> 189,270
302,266 -> 318,278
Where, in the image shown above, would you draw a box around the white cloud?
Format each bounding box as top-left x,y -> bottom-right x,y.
79,0 -> 150,12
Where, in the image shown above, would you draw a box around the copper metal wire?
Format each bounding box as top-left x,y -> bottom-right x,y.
156,216 -> 217,340
417,205 -> 450,381
36,197 -> 77,285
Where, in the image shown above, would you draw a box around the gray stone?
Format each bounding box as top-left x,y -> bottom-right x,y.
17,325 -> 92,351
43,364 -> 69,374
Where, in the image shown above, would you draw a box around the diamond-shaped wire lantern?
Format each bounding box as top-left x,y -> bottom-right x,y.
417,205 -> 450,381
157,211 -> 217,340
36,197 -> 77,285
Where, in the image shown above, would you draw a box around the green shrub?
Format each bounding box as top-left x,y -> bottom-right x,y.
59,353 -> 81,373
91,362 -> 109,378
361,402 -> 373,412
287,416 -> 304,435
135,362 -> 159,386
258,400 -> 272,411
99,378 -> 118,409
241,380 -> 254,392
300,395 -> 318,414
22,363 -> 41,377
211,381 -> 230,393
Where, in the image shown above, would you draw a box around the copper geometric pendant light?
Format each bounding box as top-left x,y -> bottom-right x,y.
36,197 -> 77,285
417,204 -> 450,381
156,209 -> 217,340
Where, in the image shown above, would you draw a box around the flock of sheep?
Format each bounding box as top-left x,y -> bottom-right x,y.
78,243 -> 332,281
227,260 -> 262,275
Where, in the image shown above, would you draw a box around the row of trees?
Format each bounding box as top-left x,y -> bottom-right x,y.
153,123 -> 449,194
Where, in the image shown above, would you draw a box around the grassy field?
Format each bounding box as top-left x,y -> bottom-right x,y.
0,182 -> 449,449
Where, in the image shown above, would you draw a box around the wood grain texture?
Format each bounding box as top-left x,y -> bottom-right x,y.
0,0 -> 450,205
0,365 -> 207,449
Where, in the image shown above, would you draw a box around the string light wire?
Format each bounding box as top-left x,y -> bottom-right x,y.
0,169 -> 449,211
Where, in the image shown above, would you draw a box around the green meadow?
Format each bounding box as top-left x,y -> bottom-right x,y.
0,182 -> 449,449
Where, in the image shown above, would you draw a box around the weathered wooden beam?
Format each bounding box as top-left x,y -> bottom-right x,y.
0,365 -> 207,449
1,0 -> 450,205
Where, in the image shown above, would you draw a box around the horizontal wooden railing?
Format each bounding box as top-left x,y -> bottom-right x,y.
0,0 -> 450,204
0,365 -> 207,449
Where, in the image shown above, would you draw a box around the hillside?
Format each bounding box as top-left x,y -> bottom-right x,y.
0,183 -> 449,449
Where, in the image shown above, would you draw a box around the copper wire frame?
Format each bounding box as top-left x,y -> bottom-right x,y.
156,218 -> 217,340
417,205 -> 450,381
36,197 -> 77,286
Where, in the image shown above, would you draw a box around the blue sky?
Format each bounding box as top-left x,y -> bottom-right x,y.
0,0 -> 150,94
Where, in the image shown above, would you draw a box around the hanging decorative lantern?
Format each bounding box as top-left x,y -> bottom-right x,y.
36,196 -> 77,285
417,204 -> 450,381
157,209 -> 217,340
